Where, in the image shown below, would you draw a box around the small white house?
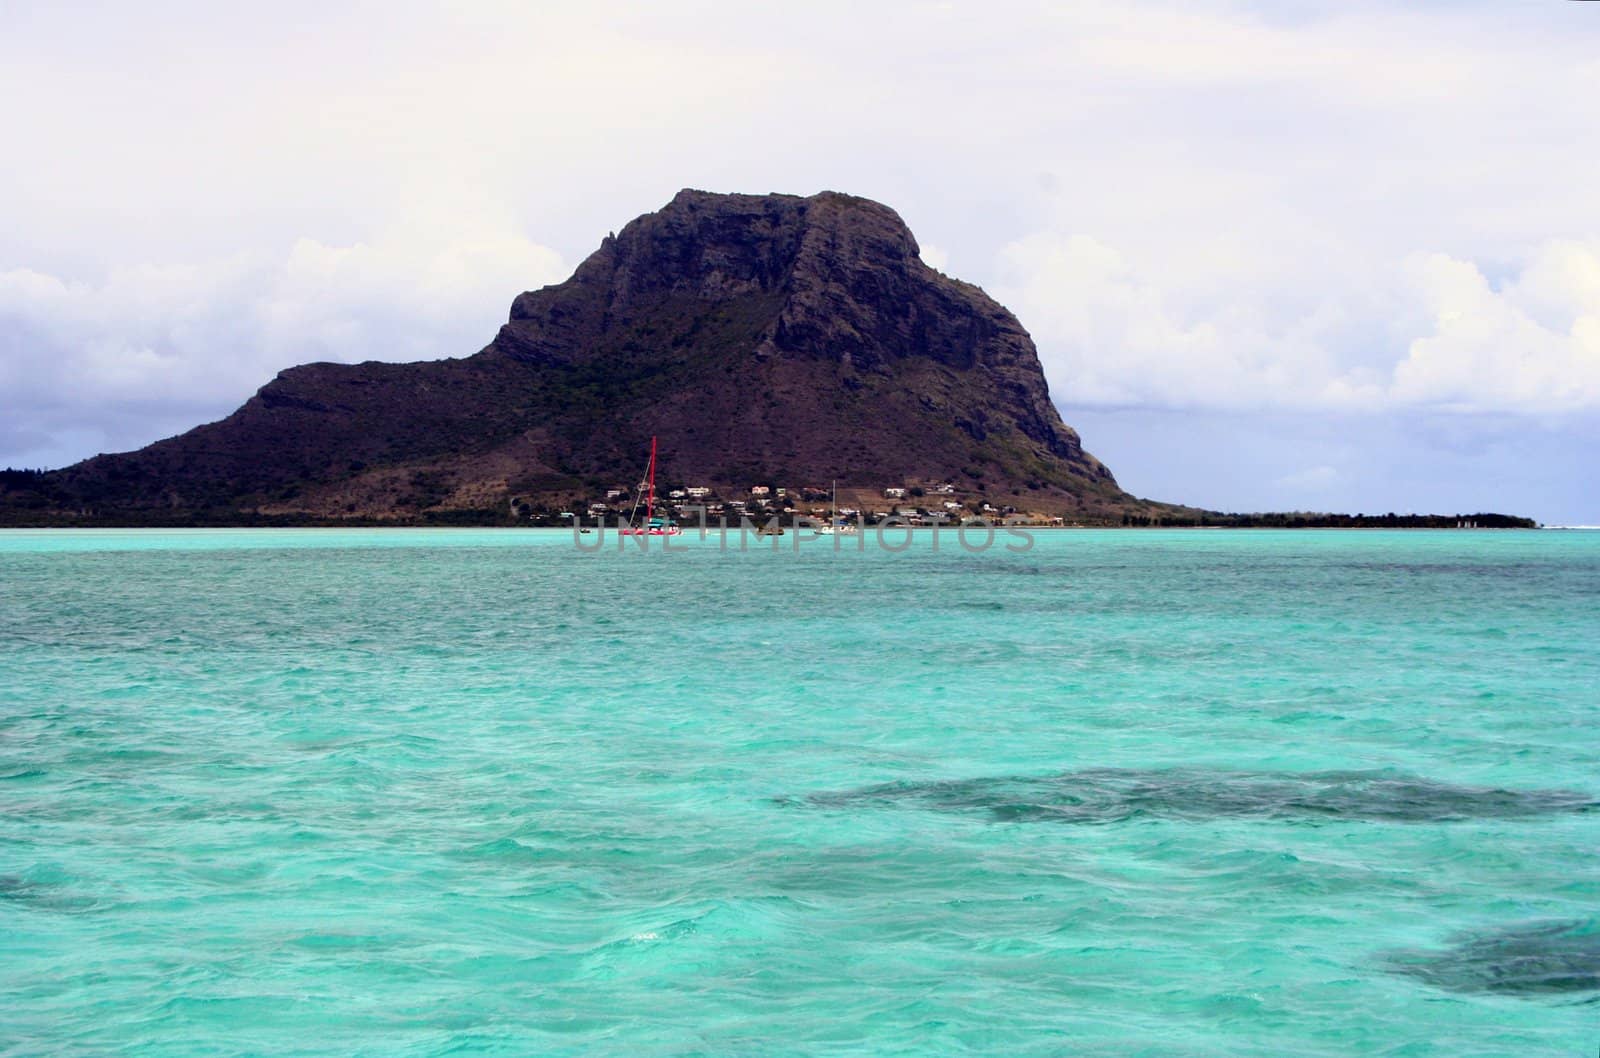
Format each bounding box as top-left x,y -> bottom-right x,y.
668,489 -> 687,500
884,487 -> 907,499
686,486 -> 712,498
750,485 -> 771,497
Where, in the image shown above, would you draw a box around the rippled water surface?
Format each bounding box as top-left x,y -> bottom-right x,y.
2,528 -> 1597,1056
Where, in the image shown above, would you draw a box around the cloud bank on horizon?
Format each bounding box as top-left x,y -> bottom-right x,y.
2,0 -> 1597,517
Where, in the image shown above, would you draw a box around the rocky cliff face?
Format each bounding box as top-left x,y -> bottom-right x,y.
2,190 -> 1144,524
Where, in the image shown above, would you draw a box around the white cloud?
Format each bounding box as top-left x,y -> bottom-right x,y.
996,232 -> 1600,416
993,231 -> 1359,411
1391,244 -> 1600,413
0,227 -> 565,462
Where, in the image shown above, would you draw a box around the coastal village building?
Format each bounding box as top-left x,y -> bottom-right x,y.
884,487 -> 907,499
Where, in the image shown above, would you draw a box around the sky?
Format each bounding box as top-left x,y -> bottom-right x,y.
2,0 -> 1598,523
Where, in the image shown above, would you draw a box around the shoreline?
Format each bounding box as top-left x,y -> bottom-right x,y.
0,523 -> 1565,534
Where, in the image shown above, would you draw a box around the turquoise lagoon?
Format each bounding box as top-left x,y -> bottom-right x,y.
2,528 -> 1597,1056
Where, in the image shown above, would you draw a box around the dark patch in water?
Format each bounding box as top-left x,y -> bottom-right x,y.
0,872 -> 99,914
0,875 -> 36,898
803,768 -> 1596,824
1385,920 -> 1600,996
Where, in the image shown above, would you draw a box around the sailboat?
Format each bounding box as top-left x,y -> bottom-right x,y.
818,480 -> 857,535
618,436 -> 683,536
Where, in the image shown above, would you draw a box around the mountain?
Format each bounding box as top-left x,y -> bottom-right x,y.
2,191 -> 1186,525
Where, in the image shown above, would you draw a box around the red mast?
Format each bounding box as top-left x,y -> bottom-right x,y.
645,435 -> 657,525
620,435 -> 678,535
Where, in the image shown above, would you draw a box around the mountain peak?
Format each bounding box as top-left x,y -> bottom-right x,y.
4,190 -> 1143,525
